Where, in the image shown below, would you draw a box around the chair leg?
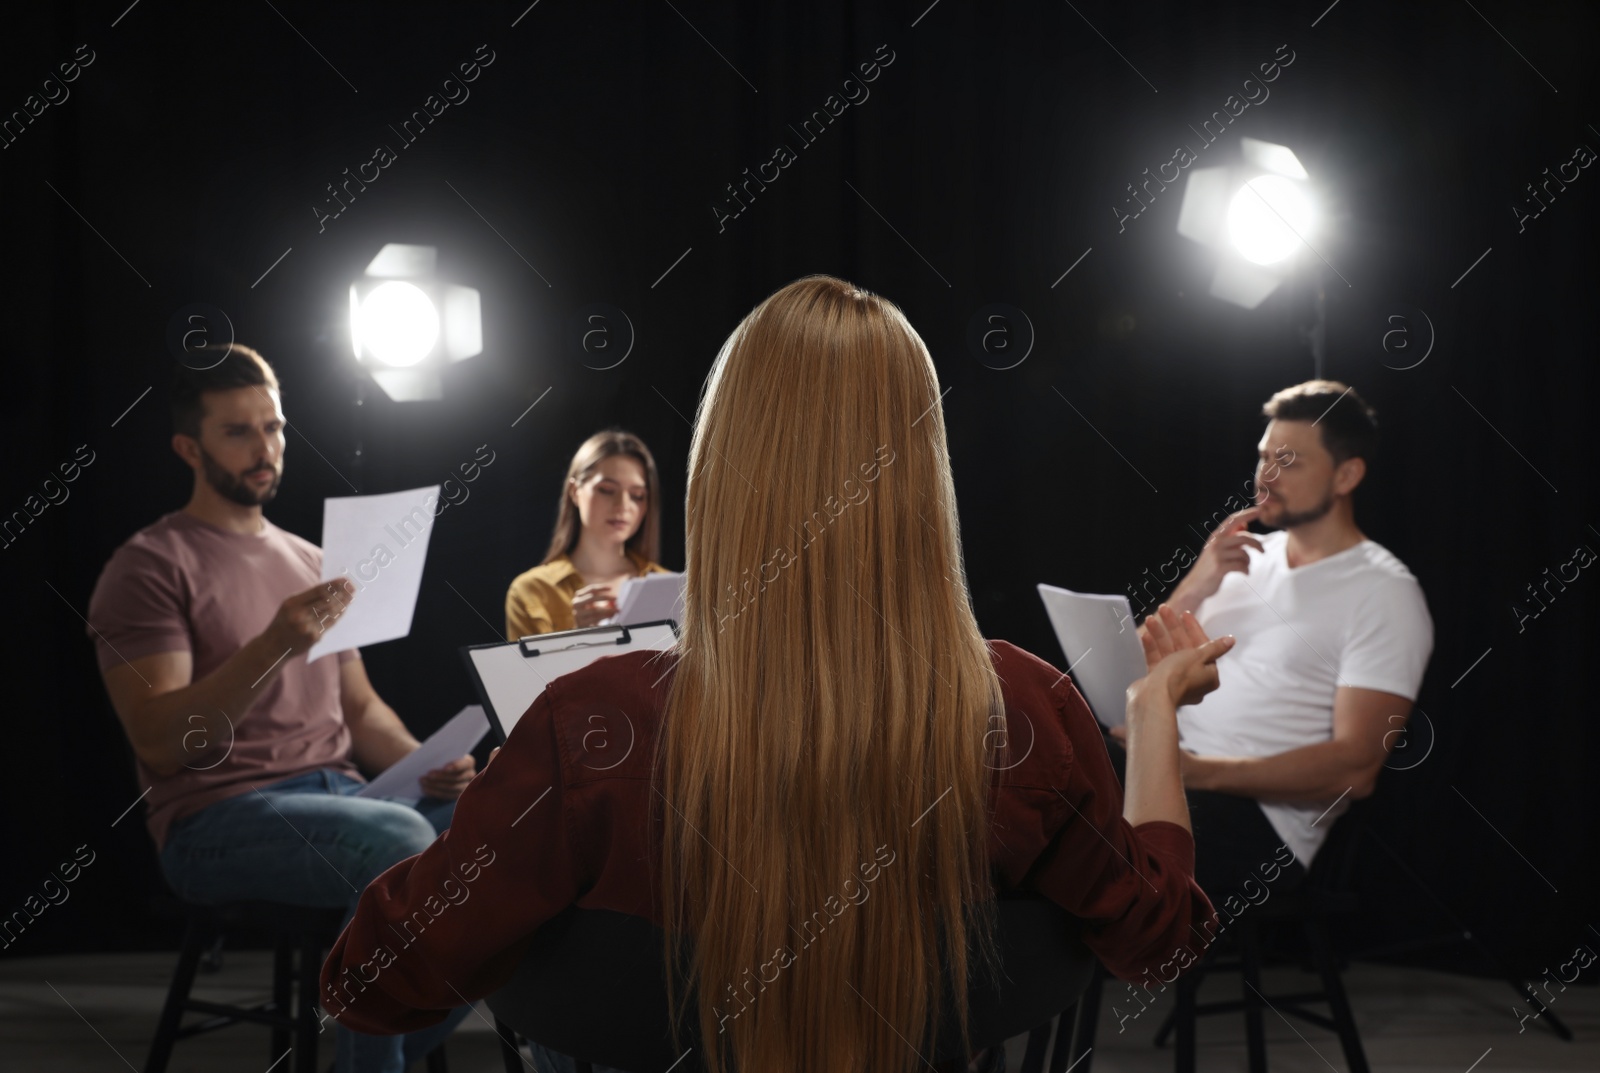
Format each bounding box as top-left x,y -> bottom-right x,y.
1173,970 -> 1198,1073
200,931 -> 226,973
495,1018 -> 526,1073
143,918 -> 210,1073
1307,917 -> 1370,1073
272,935 -> 294,1062
1237,922 -> 1268,1073
1367,832 -> 1573,1043
295,932 -> 322,1073
1152,1003 -> 1177,1049
1057,963 -> 1102,1073
1154,954 -> 1207,1049
1510,978 -> 1575,1040
1020,1017 -> 1053,1073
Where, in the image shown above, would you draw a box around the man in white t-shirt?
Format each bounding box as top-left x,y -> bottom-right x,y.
1118,380 -> 1433,896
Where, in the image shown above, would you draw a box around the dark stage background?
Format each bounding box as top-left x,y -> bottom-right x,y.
2,0 -> 1595,989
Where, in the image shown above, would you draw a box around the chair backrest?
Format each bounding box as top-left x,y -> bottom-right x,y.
486,894 -> 1097,1071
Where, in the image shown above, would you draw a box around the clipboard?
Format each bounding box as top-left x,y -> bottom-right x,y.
1036,584 -> 1148,729
460,620 -> 680,743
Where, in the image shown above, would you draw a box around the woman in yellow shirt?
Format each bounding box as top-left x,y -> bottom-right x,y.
504,429 -> 672,640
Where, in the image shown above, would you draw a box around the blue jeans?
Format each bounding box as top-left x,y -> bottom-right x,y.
160,768 -> 474,1073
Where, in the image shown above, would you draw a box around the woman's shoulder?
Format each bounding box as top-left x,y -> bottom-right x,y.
983,638 -> 1090,788
629,550 -> 673,576
509,556 -> 580,593
549,646 -> 676,695
984,638 -> 1072,698
540,647 -> 679,778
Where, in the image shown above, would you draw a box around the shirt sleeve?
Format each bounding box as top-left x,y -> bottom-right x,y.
505,576 -> 552,642
1338,579 -> 1433,701
85,544 -> 193,672
1025,675 -> 1215,984
319,682 -> 587,1033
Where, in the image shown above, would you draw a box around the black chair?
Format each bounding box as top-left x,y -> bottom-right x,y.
143,898 -> 451,1073
1141,792 -> 1576,1069
1018,966 -> 1102,1073
1152,877 -> 1371,1073
1053,803 -> 1372,1073
486,894 -> 1099,1073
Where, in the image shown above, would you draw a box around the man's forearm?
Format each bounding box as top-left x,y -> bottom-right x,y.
1186,740 -> 1375,802
348,701 -> 420,775
133,632 -> 301,775
1165,572 -> 1211,617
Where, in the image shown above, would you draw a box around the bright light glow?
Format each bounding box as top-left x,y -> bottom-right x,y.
1227,175 -> 1313,265
1240,137 -> 1309,180
357,282 -> 439,368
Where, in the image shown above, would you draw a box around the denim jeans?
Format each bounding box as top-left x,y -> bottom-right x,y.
159,767 -> 474,1073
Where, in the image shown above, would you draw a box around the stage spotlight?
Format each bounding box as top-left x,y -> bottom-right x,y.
356,282 -> 439,368
349,244 -> 481,401
1177,138 -> 1314,309
1228,175 -> 1313,265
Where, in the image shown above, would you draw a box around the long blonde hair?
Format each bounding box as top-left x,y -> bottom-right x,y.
658,275 -> 1006,1073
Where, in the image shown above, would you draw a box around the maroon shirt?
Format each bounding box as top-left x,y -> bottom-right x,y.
321,640 -> 1211,1033
86,510 -> 362,850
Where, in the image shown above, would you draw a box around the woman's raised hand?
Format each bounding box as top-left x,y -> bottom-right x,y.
572,582 -> 619,628
1128,603 -> 1235,712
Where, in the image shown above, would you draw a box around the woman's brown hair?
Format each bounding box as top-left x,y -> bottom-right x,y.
540,428 -> 662,568
658,275 -> 1006,1072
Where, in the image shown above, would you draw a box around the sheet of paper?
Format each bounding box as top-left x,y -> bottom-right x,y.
1036,584 -> 1149,729
601,571 -> 685,627
309,485 -> 441,662
356,705 -> 489,803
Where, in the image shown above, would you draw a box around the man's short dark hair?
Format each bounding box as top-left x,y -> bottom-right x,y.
1262,379 -> 1379,469
170,344 -> 280,439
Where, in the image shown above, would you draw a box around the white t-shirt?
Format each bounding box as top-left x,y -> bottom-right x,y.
1176,529 -> 1433,867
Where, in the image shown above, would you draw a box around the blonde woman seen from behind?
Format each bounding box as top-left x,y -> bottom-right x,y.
326,278 -> 1225,1073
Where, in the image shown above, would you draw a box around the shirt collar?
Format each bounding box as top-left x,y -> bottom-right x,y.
553,548 -> 648,586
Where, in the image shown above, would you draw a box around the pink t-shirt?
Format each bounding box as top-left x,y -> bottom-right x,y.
86,510 -> 363,850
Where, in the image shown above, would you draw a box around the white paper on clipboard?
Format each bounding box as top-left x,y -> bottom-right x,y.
1036,584 -> 1148,729
462,621 -> 679,742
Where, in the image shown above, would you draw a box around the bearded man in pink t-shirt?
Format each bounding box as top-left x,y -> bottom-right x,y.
86,343 -> 473,1073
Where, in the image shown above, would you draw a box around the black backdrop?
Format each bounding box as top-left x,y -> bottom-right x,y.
2,0 -> 1595,982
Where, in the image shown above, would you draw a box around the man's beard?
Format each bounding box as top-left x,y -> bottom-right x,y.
1267,487 -> 1335,529
201,447 -> 280,507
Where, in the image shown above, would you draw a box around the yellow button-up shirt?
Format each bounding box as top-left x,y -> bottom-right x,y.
504,550 -> 671,640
